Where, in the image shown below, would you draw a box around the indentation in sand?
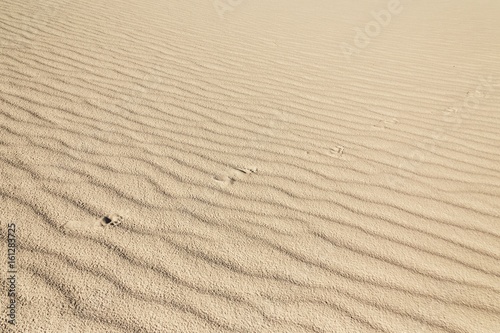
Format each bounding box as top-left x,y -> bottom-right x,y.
62,210 -> 129,231
213,166 -> 258,186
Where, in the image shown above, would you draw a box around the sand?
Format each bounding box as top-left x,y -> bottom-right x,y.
1,0 -> 499,332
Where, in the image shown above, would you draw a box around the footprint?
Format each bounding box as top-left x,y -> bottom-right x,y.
213,167 -> 257,186
372,118 -> 398,130
307,146 -> 346,159
101,213 -> 124,227
443,106 -> 459,116
328,145 -> 345,158
213,175 -> 235,185
62,210 -> 129,231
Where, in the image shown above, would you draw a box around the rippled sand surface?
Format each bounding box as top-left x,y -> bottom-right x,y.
1,0 -> 499,332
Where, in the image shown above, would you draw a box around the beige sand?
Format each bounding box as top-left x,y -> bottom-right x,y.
1,0 -> 499,332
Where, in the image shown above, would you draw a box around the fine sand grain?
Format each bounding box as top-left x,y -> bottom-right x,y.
1,0 -> 499,332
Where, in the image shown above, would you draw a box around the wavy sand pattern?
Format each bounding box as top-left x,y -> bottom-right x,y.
1,0 -> 499,332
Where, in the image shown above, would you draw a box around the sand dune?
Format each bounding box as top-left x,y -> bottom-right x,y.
1,0 -> 499,332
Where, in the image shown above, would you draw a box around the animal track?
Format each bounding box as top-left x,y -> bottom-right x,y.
328,145 -> 344,157
101,213 -> 124,227
372,118 -> 399,130
62,210 -> 129,230
307,145 -> 346,159
213,167 -> 257,186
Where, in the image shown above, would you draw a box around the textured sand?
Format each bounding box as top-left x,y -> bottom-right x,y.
1,0 -> 500,332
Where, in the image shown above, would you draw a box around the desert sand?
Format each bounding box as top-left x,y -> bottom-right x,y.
1,0 -> 499,332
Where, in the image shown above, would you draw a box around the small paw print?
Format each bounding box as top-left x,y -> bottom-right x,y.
330,145 -> 344,157
101,213 -> 124,226
372,118 -> 398,129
